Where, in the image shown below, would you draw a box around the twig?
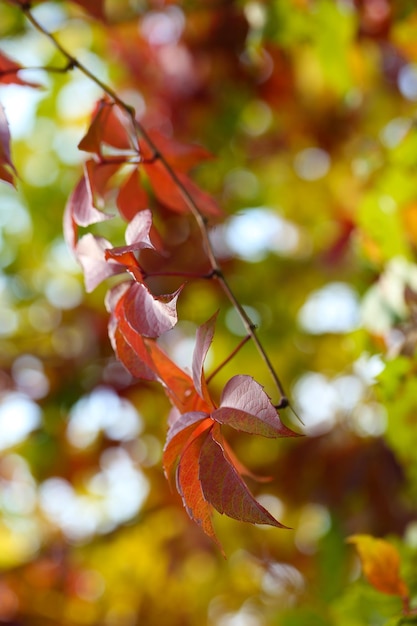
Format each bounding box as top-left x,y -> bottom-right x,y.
8,0 -> 290,408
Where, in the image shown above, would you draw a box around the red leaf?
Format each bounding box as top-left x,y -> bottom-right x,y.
122,282 -> 182,338
144,160 -> 222,217
140,130 -> 212,173
76,234 -> 125,292
85,159 -> 120,205
0,103 -> 16,186
176,428 -> 219,545
112,318 -> 159,382
164,413 -> 212,485
66,169 -> 114,229
106,208 -> 155,258
145,340 -> 210,414
219,375 -> 299,437
117,167 -> 149,221
199,427 -> 287,528
78,99 -> 133,156
0,50 -> 40,87
192,312 -> 218,406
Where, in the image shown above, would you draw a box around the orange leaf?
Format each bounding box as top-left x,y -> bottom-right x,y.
347,535 -> 409,597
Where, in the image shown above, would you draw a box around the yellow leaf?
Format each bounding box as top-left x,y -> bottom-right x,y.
347,534 -> 409,597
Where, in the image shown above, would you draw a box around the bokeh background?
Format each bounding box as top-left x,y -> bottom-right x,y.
1,0 -> 417,624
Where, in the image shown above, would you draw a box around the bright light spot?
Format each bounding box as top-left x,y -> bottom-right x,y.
47,239 -> 81,274
57,75 -> 103,121
0,86 -> 44,138
0,195 -> 31,236
0,308 -> 18,336
39,448 -> 149,540
225,305 -> 260,336
141,7 -> 185,46
12,355 -> 49,400
240,100 -> 272,136
398,63 -> 417,101
23,153 -> 59,187
261,562 -> 305,600
45,275 -> 83,309
217,605 -> 262,626
361,257 -> 417,334
379,194 -> 397,214
0,393 -> 41,451
294,373 -> 339,435
244,2 -> 267,29
225,207 -> 299,261
256,494 -> 284,523
351,403 -> 387,437
224,169 -> 259,200
354,353 -> 385,384
332,375 -> 365,411
380,117 -> 412,148
67,387 -> 142,448
294,147 -> 330,181
295,504 -> 331,554
31,2 -> 68,29
0,454 -> 37,515
298,282 -> 360,334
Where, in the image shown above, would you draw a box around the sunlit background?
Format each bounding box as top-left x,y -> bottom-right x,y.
1,1 -> 417,625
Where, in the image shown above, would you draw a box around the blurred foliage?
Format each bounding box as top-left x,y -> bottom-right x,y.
1,0 -> 417,624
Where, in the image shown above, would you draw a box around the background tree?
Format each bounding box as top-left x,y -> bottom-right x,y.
0,1 -> 417,625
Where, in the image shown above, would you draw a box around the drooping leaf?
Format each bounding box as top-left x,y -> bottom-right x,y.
140,130 -> 213,173
112,319 -> 159,382
164,413 -> 212,485
66,170 -> 114,229
0,50 -> 40,87
199,426 -> 287,528
219,375 -> 299,437
0,102 -> 16,187
78,99 -> 133,156
85,159 -> 120,205
192,312 -> 218,406
76,234 -> 125,292
144,160 -> 222,217
347,535 -> 409,597
176,427 -> 219,546
122,282 -> 182,338
117,167 -> 149,221
145,340 -> 210,414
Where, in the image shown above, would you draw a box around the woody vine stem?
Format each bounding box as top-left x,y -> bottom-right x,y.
12,0 -> 290,410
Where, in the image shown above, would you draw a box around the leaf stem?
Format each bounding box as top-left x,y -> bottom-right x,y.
206,335 -> 251,384
12,1 -> 290,407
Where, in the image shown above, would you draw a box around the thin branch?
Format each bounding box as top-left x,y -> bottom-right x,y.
206,335 -> 251,384
11,0 -> 290,407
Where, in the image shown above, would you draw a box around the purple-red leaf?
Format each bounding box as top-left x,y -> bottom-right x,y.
122,282 -> 182,338
199,429 -> 287,528
117,167 -> 149,221
220,375 -> 299,438
192,312 -> 218,404
140,130 -> 212,173
78,99 -> 133,156
67,170 -> 114,229
76,234 -> 124,292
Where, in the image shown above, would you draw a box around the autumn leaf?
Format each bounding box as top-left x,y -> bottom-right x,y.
117,167 -> 149,221
78,99 -> 134,157
347,535 -> 409,597
199,425 -> 288,528
140,130 -> 213,173
0,50 -> 40,87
